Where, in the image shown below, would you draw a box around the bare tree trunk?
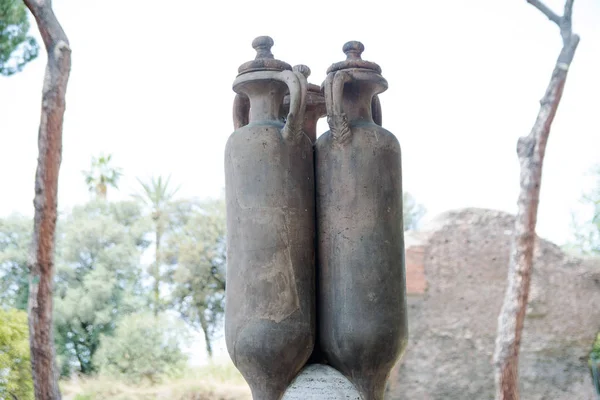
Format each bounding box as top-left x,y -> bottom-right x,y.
493,1 -> 579,399
199,313 -> 213,359
153,228 -> 162,316
23,0 -> 71,399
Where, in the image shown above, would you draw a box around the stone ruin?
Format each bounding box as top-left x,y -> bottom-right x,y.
387,208 -> 600,399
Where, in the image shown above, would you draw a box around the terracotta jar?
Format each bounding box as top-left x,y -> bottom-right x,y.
315,41 -> 408,400
224,36 -> 315,400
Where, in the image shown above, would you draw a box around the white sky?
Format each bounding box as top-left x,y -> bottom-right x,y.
1,0 -> 599,245
0,0 -> 598,364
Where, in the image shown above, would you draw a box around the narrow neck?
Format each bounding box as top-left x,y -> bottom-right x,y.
236,80 -> 287,124
341,81 -> 378,124
303,105 -> 326,143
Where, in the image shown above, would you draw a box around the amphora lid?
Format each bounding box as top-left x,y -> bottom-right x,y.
326,41 -> 382,74
237,36 -> 292,75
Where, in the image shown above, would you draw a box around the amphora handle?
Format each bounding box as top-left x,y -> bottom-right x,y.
372,95 -> 382,126
325,71 -> 352,143
231,71 -> 307,141
232,94 -> 250,130
274,70 -> 307,142
326,71 -> 384,141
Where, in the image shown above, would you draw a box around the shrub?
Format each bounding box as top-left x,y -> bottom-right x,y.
93,312 -> 189,384
591,332 -> 600,360
0,308 -> 33,399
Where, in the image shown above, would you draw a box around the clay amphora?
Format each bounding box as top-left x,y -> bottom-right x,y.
315,41 -> 408,400
224,36 -> 315,400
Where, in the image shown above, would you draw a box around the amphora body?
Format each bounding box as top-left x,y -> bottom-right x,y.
224,37 -> 315,400
315,41 -> 408,400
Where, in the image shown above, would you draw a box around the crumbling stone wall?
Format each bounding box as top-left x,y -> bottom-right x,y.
387,208 -> 600,399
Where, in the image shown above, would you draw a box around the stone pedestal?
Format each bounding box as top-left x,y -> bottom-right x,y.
282,364 -> 362,400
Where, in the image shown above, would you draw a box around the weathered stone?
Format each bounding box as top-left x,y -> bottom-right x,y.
282,364 -> 362,400
387,208 -> 600,400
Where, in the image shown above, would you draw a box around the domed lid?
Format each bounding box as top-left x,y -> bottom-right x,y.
326,41 -> 382,74
237,36 -> 292,75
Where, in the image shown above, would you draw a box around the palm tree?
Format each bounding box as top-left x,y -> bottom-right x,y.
133,175 -> 180,315
83,154 -> 122,200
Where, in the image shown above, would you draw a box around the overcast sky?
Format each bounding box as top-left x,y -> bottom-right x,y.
1,0 -> 599,364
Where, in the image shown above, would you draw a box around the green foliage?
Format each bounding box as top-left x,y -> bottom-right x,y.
0,0 -> 39,76
403,192 -> 426,231
165,198 -> 226,357
93,312 -> 189,385
0,214 -> 31,310
0,308 -> 33,399
132,175 -> 180,315
83,154 -> 123,200
133,175 -> 180,215
0,192 -> 228,375
591,332 -> 600,360
54,200 -> 151,376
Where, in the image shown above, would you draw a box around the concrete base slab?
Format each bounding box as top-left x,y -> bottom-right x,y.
282,364 -> 362,399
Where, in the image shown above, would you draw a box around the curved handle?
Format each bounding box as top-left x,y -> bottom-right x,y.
323,72 -> 335,122
232,94 -> 250,130
327,71 -> 352,143
274,70 -> 307,141
371,95 -> 382,126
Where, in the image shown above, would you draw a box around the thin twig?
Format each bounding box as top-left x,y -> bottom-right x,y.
563,0 -> 575,21
526,0 -> 561,25
560,0 -> 575,43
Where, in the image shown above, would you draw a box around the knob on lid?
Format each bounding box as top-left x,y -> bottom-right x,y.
237,36 -> 292,75
326,41 -> 382,74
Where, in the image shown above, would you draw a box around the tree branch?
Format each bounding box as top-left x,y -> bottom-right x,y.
526,0 -> 561,25
560,0 -> 575,44
23,0 -> 69,52
563,0 -> 575,22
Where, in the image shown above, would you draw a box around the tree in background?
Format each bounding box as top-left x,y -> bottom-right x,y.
133,175 -> 180,315
23,0 -> 72,397
0,308 -> 33,399
569,165 -> 600,255
0,0 -> 38,76
53,201 -> 150,376
0,191 -> 229,372
403,192 -> 426,231
93,312 -> 189,385
165,198 -> 226,358
0,215 -> 32,310
494,1 -> 580,399
83,154 -> 123,200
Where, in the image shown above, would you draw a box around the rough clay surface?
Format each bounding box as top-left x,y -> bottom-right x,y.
283,364 -> 362,399
385,208 -> 600,399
